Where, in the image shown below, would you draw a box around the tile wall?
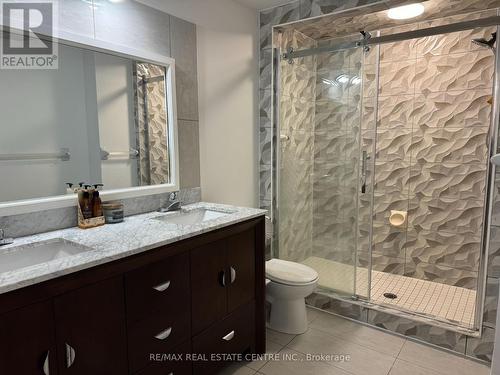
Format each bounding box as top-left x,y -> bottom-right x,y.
278,30 -> 317,262
312,43 -> 363,269
364,16 -> 495,289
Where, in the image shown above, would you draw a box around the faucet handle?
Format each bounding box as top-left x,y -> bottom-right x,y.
0,229 -> 13,246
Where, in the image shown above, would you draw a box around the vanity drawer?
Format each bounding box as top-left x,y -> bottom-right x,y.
128,307 -> 191,373
135,341 -> 192,375
125,252 -> 190,324
192,302 -> 255,375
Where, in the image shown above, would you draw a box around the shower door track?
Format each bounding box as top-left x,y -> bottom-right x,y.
283,15 -> 500,62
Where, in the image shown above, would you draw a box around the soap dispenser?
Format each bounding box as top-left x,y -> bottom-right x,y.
92,184 -> 104,217
81,190 -> 93,219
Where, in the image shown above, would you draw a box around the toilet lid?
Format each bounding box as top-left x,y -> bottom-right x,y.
266,259 -> 318,285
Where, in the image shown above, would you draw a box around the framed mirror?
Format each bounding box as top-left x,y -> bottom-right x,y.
0,31 -> 179,216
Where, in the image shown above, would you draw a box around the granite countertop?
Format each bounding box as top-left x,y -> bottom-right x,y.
0,202 -> 267,295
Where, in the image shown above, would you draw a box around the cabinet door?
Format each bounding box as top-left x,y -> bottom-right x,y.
126,253 -> 191,373
190,240 -> 227,334
0,301 -> 57,375
192,302 -> 255,375
227,229 -> 255,312
54,277 -> 128,375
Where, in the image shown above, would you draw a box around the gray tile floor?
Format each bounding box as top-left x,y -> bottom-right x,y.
218,308 -> 491,375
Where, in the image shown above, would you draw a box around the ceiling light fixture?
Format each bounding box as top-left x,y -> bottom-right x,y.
388,3 -> 425,20
336,74 -> 350,84
351,76 -> 362,86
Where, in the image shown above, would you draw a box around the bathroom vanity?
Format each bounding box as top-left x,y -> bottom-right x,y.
0,204 -> 266,375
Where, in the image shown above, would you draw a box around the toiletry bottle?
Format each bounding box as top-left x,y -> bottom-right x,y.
66,183 -> 74,194
81,191 -> 93,219
92,187 -> 103,218
77,186 -> 84,209
85,185 -> 94,217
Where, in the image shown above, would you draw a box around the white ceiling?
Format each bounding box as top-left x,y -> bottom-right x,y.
232,0 -> 293,11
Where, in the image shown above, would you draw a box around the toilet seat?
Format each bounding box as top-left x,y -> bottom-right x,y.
266,259 -> 318,286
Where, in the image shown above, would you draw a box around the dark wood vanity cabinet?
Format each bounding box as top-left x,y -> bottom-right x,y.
0,217 -> 265,375
191,240 -> 228,334
125,253 -> 191,373
191,229 -> 256,335
0,301 -> 57,375
53,277 -> 129,375
226,229 -> 256,312
0,278 -> 128,375
190,230 -> 257,375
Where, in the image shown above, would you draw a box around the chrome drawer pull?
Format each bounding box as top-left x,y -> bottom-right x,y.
153,280 -> 171,292
43,351 -> 50,375
65,343 -> 76,368
222,330 -> 235,341
154,327 -> 172,340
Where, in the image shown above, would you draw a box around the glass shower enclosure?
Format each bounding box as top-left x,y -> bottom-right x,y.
272,15 -> 499,330
275,29 -> 374,300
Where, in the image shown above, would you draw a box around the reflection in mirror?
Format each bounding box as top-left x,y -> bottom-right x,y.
134,62 -> 170,186
0,41 -> 173,204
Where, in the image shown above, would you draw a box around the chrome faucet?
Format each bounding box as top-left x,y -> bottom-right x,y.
158,192 -> 182,213
0,229 -> 13,246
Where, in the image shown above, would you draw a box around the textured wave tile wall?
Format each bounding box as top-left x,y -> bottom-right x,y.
362,20 -> 495,288
312,42 -> 363,267
278,29 -> 316,262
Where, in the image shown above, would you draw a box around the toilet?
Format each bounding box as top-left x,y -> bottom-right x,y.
265,258 -> 319,334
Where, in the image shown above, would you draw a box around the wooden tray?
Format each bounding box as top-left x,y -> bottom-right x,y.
78,205 -> 105,229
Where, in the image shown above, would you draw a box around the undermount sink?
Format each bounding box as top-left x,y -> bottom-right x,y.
0,238 -> 93,274
154,209 -> 231,226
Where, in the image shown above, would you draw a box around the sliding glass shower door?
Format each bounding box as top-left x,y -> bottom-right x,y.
276,30 -> 375,300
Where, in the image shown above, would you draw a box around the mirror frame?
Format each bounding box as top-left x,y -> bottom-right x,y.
0,29 -> 180,216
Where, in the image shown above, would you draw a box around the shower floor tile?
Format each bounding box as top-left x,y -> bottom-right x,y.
302,256 -> 476,329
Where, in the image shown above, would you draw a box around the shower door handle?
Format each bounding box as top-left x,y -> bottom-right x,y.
361,151 -> 370,194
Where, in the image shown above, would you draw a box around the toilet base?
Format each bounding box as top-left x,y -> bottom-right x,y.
267,297 -> 308,334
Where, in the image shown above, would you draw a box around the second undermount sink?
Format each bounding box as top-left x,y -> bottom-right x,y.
0,238 -> 93,274
154,209 -> 231,226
